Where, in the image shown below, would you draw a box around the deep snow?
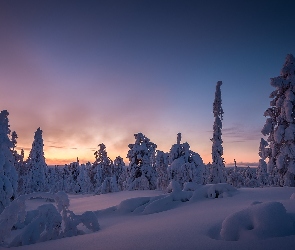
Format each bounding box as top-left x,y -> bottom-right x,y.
3,187 -> 295,250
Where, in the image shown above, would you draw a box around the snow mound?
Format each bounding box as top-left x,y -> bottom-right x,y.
290,192 -> 295,200
220,201 -> 295,241
190,183 -> 236,201
114,183 -> 236,215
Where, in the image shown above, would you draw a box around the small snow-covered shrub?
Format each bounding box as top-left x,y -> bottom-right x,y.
220,201 -> 295,241
290,192 -> 295,200
190,183 -> 236,201
0,191 -> 99,247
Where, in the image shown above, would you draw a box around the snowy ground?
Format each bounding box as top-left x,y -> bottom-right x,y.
4,187 -> 295,250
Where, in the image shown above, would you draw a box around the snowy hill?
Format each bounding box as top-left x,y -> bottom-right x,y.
3,186 -> 295,250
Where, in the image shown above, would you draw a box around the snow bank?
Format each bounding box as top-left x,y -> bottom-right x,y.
220,201 -> 295,241
190,183 -> 236,201
114,183 -> 236,215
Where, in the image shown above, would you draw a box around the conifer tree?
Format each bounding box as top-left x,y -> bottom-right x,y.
155,150 -> 169,190
209,81 -> 227,183
0,110 -> 18,213
126,133 -> 157,190
26,128 -> 47,192
261,54 -> 295,186
167,133 -> 205,188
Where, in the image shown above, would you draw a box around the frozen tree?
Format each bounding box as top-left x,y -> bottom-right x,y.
76,164 -> 91,194
226,159 -> 243,188
0,110 -> 18,213
91,144 -> 112,193
261,54 -> 295,186
155,150 -> 169,190
10,132 -> 26,195
126,133 -> 157,190
26,128 -> 47,193
209,81 -> 227,184
167,133 -> 205,188
94,143 -> 112,181
257,139 -> 269,186
113,156 -> 126,191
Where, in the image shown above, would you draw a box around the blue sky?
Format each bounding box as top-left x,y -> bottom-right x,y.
1,0 -> 295,165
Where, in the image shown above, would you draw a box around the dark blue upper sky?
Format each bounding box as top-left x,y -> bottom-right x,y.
1,0 -> 295,165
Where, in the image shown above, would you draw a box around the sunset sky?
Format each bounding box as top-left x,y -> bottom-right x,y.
1,0 -> 295,166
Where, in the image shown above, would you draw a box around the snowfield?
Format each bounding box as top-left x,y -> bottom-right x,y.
3,186 -> 295,250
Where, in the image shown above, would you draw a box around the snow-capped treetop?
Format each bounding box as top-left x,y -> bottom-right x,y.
11,131 -> 18,151
28,128 -> 45,163
213,81 -> 224,120
0,110 -> 12,148
177,133 -> 181,144
271,54 -> 295,87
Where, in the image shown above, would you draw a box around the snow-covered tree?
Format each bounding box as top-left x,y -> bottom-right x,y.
155,150 -> 169,190
94,143 -> 112,181
261,54 -> 295,186
126,133 -> 157,190
226,159 -> 243,188
113,156 -> 126,191
209,81 -> 227,184
76,163 -> 91,194
167,133 -> 205,188
257,139 -> 269,186
26,128 -> 47,193
0,110 -> 18,213
91,144 -> 112,193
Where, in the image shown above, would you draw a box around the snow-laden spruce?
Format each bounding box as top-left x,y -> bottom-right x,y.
167,133 -> 205,188
26,128 -> 47,193
155,150 -> 169,190
91,143 -> 113,193
0,110 -> 18,214
126,133 -> 157,190
261,54 -> 295,186
209,81 -> 227,183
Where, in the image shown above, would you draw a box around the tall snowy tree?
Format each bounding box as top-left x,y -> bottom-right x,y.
261,54 -> 295,186
26,127 -> 47,193
0,110 -> 18,213
209,81 -> 227,183
126,133 -> 157,190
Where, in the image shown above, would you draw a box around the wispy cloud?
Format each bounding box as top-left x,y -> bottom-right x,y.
222,123 -> 261,143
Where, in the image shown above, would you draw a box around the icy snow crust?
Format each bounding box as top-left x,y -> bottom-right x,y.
2,186 -> 295,250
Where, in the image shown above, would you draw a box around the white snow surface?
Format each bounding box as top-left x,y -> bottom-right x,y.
4,187 -> 295,250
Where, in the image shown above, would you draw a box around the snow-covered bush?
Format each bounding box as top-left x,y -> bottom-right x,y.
0,191 -> 99,247
261,54 -> 295,186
